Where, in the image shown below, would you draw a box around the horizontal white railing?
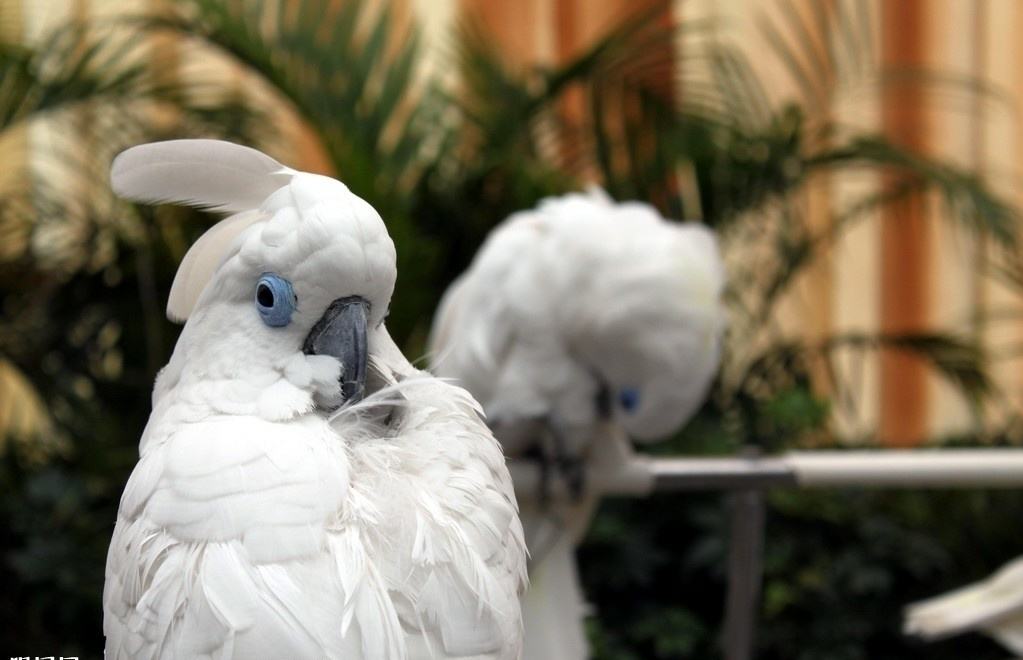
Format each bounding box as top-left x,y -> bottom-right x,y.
509,448 -> 1023,497
508,447 -> 1023,660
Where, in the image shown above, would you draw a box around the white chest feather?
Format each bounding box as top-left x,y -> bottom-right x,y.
104,379 -> 525,660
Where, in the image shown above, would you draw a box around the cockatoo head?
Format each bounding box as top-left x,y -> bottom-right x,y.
190,175 -> 396,406
433,189 -> 726,443
112,140 -> 396,409
549,193 -> 726,441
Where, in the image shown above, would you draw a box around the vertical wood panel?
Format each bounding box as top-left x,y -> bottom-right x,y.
970,0 -> 988,334
555,0 -> 583,170
560,0 -> 675,183
879,0 -> 929,446
980,0 -> 1023,431
459,0 -> 548,68
798,0 -> 835,401
923,0 -> 981,439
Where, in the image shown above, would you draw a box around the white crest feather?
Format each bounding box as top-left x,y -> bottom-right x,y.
110,139 -> 295,213
110,139 -> 299,322
166,210 -> 266,322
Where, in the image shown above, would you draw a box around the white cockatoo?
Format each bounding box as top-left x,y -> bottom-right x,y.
103,139 -> 527,660
427,189 -> 726,659
905,555 -> 1023,653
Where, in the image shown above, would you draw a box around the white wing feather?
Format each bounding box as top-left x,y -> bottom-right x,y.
355,328 -> 527,659
110,139 -> 295,213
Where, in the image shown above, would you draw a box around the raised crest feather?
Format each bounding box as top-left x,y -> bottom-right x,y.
110,139 -> 295,214
110,139 -> 297,322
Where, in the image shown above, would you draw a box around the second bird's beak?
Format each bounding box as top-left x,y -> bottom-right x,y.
303,296 -> 369,406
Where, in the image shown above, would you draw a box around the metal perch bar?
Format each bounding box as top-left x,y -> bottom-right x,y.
784,450 -> 1023,488
508,447 -> 1023,660
508,449 -> 1023,499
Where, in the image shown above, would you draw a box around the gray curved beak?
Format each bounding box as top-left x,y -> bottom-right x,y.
302,296 -> 369,406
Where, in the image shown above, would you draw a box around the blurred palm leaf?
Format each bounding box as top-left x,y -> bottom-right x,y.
735,330 -> 991,448
0,23 -> 150,452
806,136 -> 1019,246
833,332 -> 991,400
413,3 -> 684,290
756,0 -> 875,112
144,0 -> 437,218
689,4 -> 1014,435
0,15 -> 261,457
451,4 -> 678,173
0,18 -> 261,269
0,357 -> 66,462
746,332 -> 991,403
0,23 -> 149,132
578,0 -> 1017,239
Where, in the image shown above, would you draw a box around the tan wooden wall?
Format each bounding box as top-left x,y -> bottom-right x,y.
683,0 -> 1023,446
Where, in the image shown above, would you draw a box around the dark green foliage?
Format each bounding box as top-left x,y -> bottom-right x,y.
754,487 -> 1022,660
580,404 -> 1023,660
581,492 -> 724,660
0,261 -> 177,652
147,0 -> 434,212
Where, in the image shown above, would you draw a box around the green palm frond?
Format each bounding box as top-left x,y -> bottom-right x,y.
827,332 -> 992,400
756,0 -> 873,110
741,332 -> 991,419
451,3 -> 678,172
0,15 -> 265,267
702,41 -> 774,128
807,135 -> 1019,247
410,4 -> 683,309
0,23 -> 149,132
143,0 -> 437,218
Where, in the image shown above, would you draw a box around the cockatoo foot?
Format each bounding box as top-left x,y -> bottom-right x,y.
527,423 -> 587,506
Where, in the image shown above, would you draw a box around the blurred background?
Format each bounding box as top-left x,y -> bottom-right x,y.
3,0 -> 1023,657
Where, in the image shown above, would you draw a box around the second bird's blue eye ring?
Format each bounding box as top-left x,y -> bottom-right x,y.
618,387 -> 640,413
255,273 -> 296,327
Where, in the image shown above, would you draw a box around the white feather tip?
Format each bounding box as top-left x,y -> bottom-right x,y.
110,139 -> 295,214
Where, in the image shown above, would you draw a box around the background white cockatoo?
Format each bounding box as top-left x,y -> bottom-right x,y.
103,139 -> 527,660
427,189 -> 727,660
905,555 -> 1023,653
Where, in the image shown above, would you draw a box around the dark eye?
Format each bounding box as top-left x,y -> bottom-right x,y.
254,273 -> 296,327
618,387 -> 640,413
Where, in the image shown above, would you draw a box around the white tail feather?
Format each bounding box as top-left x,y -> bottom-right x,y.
110,139 -> 295,213
904,556 -> 1023,651
167,210 -> 266,322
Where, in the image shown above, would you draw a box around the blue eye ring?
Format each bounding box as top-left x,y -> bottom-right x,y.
254,273 -> 296,327
618,387 -> 640,413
